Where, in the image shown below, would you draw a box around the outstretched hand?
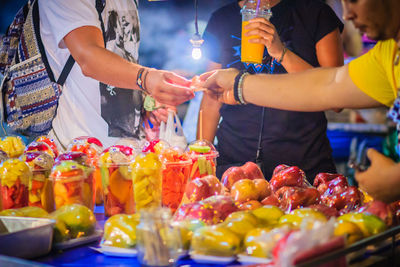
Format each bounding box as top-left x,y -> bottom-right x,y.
145,69 -> 194,106
199,68 -> 239,105
355,148 -> 400,203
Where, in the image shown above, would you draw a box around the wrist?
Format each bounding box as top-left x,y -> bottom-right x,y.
233,71 -> 249,105
276,46 -> 287,64
136,67 -> 152,94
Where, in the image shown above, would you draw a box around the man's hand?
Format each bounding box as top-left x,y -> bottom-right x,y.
145,69 -> 194,106
199,68 -> 239,105
355,148 -> 400,203
146,105 -> 176,128
245,17 -> 284,59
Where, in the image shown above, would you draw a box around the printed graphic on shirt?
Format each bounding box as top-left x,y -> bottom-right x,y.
100,6 -> 145,139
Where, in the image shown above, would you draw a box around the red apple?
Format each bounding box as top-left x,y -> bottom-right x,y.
184,175 -> 222,203
272,164 -> 290,176
276,187 -> 320,211
254,179 -> 271,200
238,200 -> 262,211
231,179 -> 258,203
270,166 -> 306,192
202,195 -> 239,221
241,162 -> 264,180
221,167 -> 247,190
261,195 -> 280,207
313,173 -> 346,188
203,175 -> 223,195
308,204 -> 339,218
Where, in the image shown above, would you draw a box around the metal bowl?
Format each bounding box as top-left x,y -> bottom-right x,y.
0,216 -> 55,259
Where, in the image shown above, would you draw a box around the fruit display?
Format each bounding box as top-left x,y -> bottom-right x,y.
221,162 -> 264,190
0,136 -> 25,158
35,136 -> 59,158
142,139 -> 170,154
270,165 -> 309,192
131,152 -> 162,211
99,145 -> 136,216
25,141 -> 56,159
159,147 -> 192,213
50,160 -> 94,210
21,152 -> 55,212
103,213 -> 140,248
278,208 -> 327,229
172,219 -> 206,250
68,136 -> 103,204
0,206 -> 48,218
181,175 -> 224,204
0,158 -> 31,210
50,204 -> 96,242
186,140 -> 218,180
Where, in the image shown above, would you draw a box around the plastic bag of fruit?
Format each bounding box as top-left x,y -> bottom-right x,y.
99,145 -> 136,216
102,213 -> 140,248
0,136 -> 25,158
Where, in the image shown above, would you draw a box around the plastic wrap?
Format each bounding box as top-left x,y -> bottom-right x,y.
186,140 -> 218,180
102,213 -> 140,248
0,136 -> 25,158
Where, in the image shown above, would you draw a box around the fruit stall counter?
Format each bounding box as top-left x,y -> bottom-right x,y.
30,206 -> 400,267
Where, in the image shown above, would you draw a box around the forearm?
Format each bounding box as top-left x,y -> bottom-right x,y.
242,65 -> 382,111
279,49 -> 314,73
197,93 -> 221,142
76,45 -> 142,90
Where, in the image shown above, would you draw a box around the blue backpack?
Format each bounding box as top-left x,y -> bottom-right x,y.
0,0 -> 105,137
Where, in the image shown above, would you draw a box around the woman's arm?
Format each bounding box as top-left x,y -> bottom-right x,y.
196,62 -> 223,142
63,26 -> 194,106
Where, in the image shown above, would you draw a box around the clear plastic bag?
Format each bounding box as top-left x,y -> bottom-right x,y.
159,110 -> 187,149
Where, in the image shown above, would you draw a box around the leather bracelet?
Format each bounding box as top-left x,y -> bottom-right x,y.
234,70 -> 246,105
277,46 -> 287,64
142,69 -> 150,95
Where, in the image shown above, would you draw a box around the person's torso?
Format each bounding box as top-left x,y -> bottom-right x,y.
39,0 -> 143,149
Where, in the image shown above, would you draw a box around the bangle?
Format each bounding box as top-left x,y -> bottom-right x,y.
233,70 -> 248,105
277,46 -> 287,64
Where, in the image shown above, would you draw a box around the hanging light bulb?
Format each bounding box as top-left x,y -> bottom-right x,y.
190,33 -> 204,60
190,0 -> 203,60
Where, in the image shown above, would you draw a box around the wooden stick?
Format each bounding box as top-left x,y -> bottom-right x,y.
199,109 -> 203,140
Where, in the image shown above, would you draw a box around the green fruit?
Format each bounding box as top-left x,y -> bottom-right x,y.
337,212 -> 386,237
173,219 -> 205,250
103,214 -> 140,248
19,206 -> 49,218
191,224 -> 241,257
189,145 -> 211,153
53,219 -> 70,243
51,204 -> 96,239
252,206 -> 284,226
224,218 -> 257,239
0,209 -> 24,217
225,211 -> 259,226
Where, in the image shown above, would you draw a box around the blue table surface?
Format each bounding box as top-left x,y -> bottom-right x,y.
32,205 -> 236,267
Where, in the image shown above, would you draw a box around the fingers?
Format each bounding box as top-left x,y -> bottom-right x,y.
164,72 -> 192,87
199,70 -> 217,82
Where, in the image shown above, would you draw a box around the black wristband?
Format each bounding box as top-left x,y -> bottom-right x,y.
234,70 -> 246,104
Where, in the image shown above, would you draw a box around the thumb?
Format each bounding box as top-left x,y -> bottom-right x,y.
366,148 -> 381,161
199,70 -> 216,82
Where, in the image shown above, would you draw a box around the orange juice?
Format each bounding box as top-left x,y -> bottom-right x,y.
241,21 -> 265,64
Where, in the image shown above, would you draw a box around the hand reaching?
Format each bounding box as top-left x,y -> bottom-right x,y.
145,69 -> 194,106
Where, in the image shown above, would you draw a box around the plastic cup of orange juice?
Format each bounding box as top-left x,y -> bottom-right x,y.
241,2 -> 272,64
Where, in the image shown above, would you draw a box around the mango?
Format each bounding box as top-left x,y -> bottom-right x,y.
334,220 -> 364,245
337,212 -> 386,237
191,224 -> 241,257
103,214 -> 140,248
252,205 -> 284,226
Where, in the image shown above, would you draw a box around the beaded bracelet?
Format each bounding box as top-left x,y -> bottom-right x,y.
233,70 -> 248,105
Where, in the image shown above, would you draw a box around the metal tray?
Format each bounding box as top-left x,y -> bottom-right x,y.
53,230 -> 102,251
0,216 -> 55,259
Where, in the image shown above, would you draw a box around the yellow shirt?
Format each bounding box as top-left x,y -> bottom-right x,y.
349,39 -> 400,107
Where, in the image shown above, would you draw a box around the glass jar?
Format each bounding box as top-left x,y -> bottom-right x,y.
136,208 -> 183,266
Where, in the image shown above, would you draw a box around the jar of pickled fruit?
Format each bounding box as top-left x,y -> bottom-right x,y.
21,152 -> 55,212
131,152 -> 162,212
159,148 -> 192,213
99,145 -> 136,216
185,140 -> 219,180
0,159 -> 31,210
50,160 -> 94,210
0,136 -> 26,158
67,136 -> 103,205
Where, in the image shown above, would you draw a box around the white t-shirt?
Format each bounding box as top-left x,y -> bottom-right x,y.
39,0 -> 144,149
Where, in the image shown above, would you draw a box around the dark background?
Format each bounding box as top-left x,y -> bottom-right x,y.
0,0 -> 232,75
